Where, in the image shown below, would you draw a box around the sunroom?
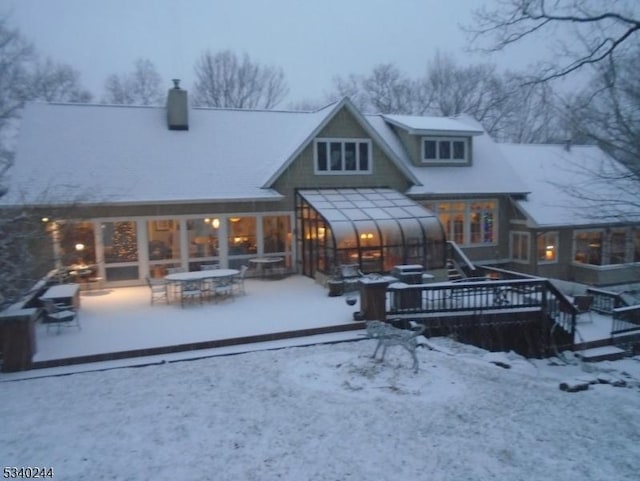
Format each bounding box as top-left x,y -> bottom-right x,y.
296,188 -> 446,278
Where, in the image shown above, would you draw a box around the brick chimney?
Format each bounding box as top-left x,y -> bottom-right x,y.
166,79 -> 188,130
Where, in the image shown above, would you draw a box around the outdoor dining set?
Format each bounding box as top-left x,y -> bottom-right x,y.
146,264 -> 248,307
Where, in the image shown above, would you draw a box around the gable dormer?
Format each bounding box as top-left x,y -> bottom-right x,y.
383,114 -> 484,167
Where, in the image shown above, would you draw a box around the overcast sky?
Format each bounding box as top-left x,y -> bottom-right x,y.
3,0 -> 547,105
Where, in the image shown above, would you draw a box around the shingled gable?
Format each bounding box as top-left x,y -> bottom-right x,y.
261,97 -> 421,188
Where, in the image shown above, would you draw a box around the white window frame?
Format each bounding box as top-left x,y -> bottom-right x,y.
426,199 -> 498,247
421,137 -> 469,164
314,138 -> 372,175
510,231 -> 530,263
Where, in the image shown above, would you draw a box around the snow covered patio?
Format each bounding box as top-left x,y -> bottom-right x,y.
8,273 -> 629,378
29,275 -> 363,369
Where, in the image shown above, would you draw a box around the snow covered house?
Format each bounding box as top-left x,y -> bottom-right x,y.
3,82 -> 640,288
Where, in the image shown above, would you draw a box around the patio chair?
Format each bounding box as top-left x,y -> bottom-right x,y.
214,277 -> 235,302
199,277 -> 218,302
146,276 -> 168,305
232,265 -> 248,296
180,280 -> 203,307
41,299 -> 80,334
573,295 -> 594,323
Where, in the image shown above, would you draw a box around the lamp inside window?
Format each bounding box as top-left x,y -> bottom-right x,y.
545,245 -> 555,261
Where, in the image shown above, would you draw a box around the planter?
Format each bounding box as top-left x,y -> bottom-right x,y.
327,280 -> 344,297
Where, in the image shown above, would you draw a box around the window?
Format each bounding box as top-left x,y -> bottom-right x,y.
228,216 -> 257,269
609,229 -> 627,265
574,230 -> 603,265
537,232 -> 558,263
573,228 -> 640,266
315,139 -> 372,174
511,232 -> 530,263
103,221 -> 138,263
422,137 -> 469,164
147,219 -> 180,261
188,217 -> 220,259
263,215 -> 291,254
437,202 -> 465,245
469,201 -> 496,244
58,221 -> 96,266
426,199 -> 497,246
102,220 -> 139,281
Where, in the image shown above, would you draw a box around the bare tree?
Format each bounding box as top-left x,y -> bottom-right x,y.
27,58 -> 92,103
421,53 -> 512,135
286,99 -> 327,111
193,50 -> 288,109
465,0 -> 640,83
0,203 -> 52,308
327,73 -> 370,111
329,63 -> 428,114
0,15 -> 33,168
102,58 -> 163,105
362,64 -> 422,114
0,17 -> 93,307
566,47 -> 640,171
494,72 -> 566,143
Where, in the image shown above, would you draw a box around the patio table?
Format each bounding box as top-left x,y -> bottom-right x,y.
164,269 -> 239,282
249,257 -> 283,278
39,283 -> 80,309
164,269 -> 240,304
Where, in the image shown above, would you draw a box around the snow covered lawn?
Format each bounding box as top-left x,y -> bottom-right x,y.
2,338 -> 639,480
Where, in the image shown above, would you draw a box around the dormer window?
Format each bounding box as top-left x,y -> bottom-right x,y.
422,137 -> 469,165
314,138 -> 372,174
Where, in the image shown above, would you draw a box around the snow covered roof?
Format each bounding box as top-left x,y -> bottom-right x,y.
5,100 -> 424,207
5,102 -> 337,206
367,114 -> 529,196
498,143 -> 640,227
5,99 -> 535,209
383,114 -> 484,136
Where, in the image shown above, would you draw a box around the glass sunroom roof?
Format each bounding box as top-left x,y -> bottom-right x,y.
298,188 -> 444,246
299,188 -> 436,222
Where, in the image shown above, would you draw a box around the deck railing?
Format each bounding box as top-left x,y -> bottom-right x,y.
586,287 -> 626,314
478,265 -> 541,280
385,277 -> 577,339
446,241 -> 479,278
612,305 -> 640,337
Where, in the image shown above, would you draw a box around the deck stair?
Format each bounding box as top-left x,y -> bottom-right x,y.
575,346 -> 627,362
446,259 -> 463,281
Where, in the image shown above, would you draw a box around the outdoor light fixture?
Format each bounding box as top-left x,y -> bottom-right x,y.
204,218 -> 210,223
41,217 -> 49,222
212,218 -> 220,229
75,243 -> 85,251
229,217 -> 241,223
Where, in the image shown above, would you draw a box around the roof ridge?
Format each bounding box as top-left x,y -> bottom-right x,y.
500,142 -> 598,148
29,101 -> 163,110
